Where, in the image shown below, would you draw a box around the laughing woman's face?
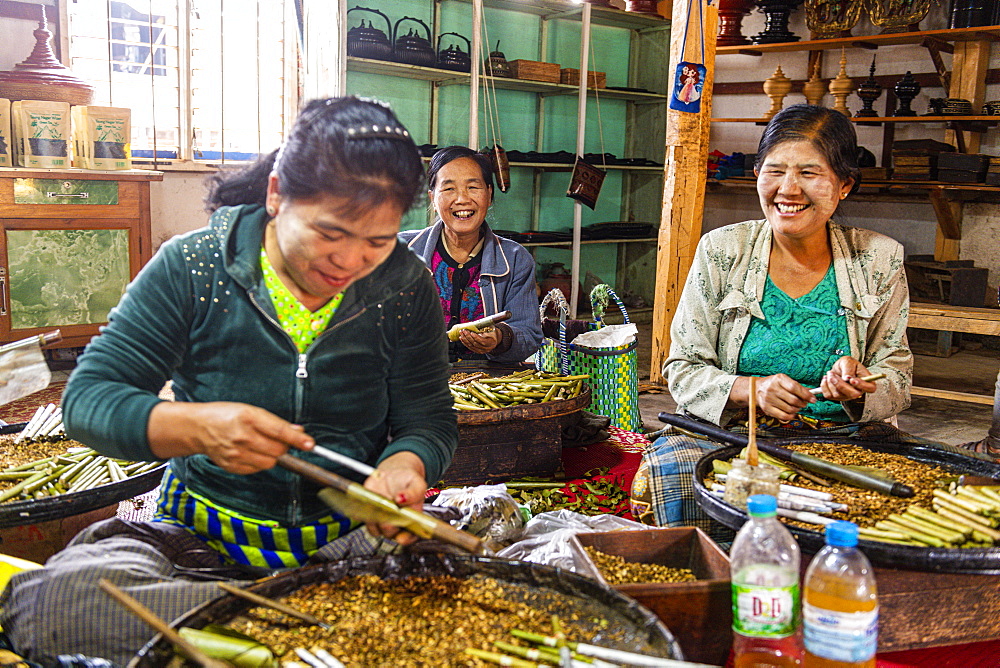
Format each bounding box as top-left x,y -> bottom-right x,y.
755,140 -> 853,243
431,157 -> 493,238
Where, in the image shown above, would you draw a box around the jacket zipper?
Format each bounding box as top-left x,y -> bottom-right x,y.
247,288 -> 368,524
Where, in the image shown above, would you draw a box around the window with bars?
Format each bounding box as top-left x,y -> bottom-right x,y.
67,0 -> 297,164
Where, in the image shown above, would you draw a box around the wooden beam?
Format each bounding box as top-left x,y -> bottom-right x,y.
911,386 -> 993,405
651,0 -> 718,384
908,303 -> 1000,336
927,187 -> 963,240
936,39 -> 991,261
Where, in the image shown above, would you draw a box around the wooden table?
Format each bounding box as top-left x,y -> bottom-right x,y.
875,565 -> 1000,651
908,302 -> 1000,404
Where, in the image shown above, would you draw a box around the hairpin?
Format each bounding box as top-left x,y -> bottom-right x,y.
345,124 -> 411,141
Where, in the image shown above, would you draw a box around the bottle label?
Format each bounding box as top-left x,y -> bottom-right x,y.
804,603 -> 879,662
732,584 -> 800,637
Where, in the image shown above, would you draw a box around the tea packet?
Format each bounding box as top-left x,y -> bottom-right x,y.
72,105 -> 131,170
12,100 -> 71,168
0,98 -> 11,167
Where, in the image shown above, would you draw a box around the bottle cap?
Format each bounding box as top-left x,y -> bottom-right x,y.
826,520 -> 859,547
747,494 -> 777,517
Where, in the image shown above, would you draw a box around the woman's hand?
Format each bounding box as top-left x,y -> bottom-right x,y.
732,374 -> 817,422
458,327 -> 501,354
818,356 -> 876,402
363,451 -> 427,545
147,401 -> 315,474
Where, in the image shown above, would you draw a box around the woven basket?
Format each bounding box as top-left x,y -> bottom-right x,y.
0,80 -> 93,106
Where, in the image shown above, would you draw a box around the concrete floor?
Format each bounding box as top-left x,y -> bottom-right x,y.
622,310 -> 997,446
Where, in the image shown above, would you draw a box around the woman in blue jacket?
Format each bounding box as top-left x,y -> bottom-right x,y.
399,146 -> 543,364
0,97 -> 457,664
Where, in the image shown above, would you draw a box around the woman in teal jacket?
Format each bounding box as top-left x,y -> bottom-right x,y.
0,97 -> 457,664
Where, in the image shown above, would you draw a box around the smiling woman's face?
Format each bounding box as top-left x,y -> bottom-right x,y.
756,140 -> 853,242
265,176 -> 402,310
431,157 -> 493,237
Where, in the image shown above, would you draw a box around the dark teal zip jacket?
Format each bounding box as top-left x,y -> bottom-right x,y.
63,205 -> 457,525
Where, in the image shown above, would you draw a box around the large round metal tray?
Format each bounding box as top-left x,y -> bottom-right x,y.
130,552 -> 683,667
0,423 -> 165,527
695,438 -> 1000,574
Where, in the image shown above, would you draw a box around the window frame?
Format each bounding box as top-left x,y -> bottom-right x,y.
63,0 -> 300,169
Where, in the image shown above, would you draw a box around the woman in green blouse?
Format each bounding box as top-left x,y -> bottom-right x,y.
631,105 -> 912,538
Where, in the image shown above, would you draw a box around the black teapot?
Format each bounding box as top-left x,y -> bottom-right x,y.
393,17 -> 436,68
346,7 -> 393,62
437,33 -> 471,72
485,41 -> 512,78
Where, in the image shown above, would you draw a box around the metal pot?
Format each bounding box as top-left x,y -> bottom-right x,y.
130,553 -> 683,667
346,7 -> 393,62
694,439 -> 1000,573
393,17 -> 436,67
436,32 -> 471,72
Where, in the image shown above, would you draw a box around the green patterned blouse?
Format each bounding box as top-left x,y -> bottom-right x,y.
737,265 -> 850,420
260,247 -> 343,352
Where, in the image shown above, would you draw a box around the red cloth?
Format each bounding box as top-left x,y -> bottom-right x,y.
559,426 -> 648,520
0,381 -> 66,423
726,639 -> 1000,666
876,639 -> 1000,667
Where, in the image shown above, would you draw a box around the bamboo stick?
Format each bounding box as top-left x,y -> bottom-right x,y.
98,579 -> 230,668
218,582 -> 331,629
747,376 -> 758,468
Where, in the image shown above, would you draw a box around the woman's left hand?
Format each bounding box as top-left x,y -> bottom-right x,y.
458,328 -> 501,354
363,451 -> 428,545
818,356 -> 877,401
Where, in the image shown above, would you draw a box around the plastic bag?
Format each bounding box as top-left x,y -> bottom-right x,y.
432,484 -> 526,551
495,509 -> 647,572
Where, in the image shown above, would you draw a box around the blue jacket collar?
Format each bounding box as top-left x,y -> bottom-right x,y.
405,220 -> 510,278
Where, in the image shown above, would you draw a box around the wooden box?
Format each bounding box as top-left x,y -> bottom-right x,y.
560,68 -> 606,89
508,60 -> 561,83
572,527 -> 732,666
440,389 -> 590,485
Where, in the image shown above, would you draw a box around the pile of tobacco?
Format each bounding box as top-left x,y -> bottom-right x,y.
228,573 -> 657,666
582,546 -> 697,585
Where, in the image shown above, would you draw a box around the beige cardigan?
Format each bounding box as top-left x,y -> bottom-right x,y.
665,218 -> 912,426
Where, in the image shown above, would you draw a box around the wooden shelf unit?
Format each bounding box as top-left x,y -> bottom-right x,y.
344,0 -> 671,307
716,25 -> 1000,56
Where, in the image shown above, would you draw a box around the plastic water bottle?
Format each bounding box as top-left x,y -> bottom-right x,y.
731,494 -> 803,667
803,521 -> 878,667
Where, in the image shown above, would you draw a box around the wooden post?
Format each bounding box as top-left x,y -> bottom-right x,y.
649,0 -> 717,384
937,39 -> 989,262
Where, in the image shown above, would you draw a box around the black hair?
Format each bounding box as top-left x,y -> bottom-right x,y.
755,104 -> 862,196
204,151 -> 275,212
204,96 -> 424,217
427,146 -> 495,203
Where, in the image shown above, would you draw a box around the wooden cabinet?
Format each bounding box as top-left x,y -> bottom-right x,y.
338,0 -> 670,309
0,168 -> 162,348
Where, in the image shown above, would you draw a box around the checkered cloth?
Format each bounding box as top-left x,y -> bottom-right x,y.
0,519 -> 397,664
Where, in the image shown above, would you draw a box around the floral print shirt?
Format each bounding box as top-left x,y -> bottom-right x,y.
665,218 -> 912,426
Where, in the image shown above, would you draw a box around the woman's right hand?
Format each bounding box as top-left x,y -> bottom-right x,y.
147,401 -> 315,474
734,374 -> 817,422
